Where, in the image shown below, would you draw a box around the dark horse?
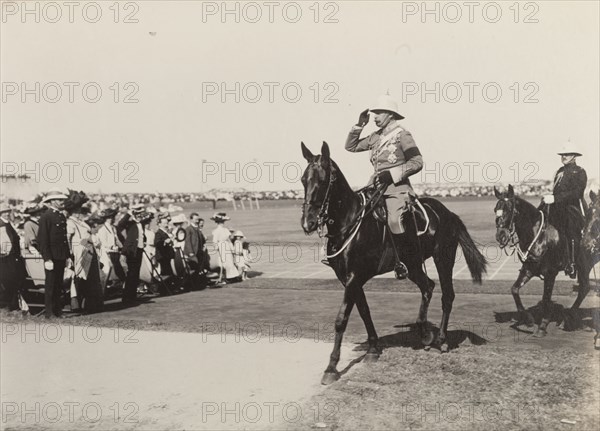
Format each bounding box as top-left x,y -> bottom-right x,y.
583,190 -> 600,349
493,185 -> 593,336
301,142 -> 487,385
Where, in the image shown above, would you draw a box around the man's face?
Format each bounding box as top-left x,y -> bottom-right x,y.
191,215 -> 200,226
50,199 -> 64,210
198,220 -> 204,229
159,218 -> 169,228
561,154 -> 576,165
372,111 -> 394,128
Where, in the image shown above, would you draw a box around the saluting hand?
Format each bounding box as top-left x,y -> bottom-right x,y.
357,109 -> 370,127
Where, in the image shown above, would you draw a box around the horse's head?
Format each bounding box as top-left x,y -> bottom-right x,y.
583,189 -> 600,257
493,184 -> 517,248
300,141 -> 334,234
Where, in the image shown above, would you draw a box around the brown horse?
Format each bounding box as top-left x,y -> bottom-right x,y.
582,190 -> 600,349
301,142 -> 487,385
494,185 -> 593,336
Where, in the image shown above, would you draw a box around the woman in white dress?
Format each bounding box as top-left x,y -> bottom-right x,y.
210,212 -> 239,284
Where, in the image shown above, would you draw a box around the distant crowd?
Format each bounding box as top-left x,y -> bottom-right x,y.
0,189 -> 250,317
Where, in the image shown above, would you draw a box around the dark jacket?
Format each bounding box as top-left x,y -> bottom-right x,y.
552,163 -> 587,210
184,225 -> 204,261
0,219 -> 22,260
37,207 -> 70,261
154,228 -> 175,262
116,213 -> 146,256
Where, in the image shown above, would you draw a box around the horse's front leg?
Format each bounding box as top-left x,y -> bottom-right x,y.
354,286 -> 380,362
512,268 -> 534,326
321,289 -> 355,385
534,271 -> 557,337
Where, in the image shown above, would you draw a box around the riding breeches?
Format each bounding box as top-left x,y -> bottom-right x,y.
384,191 -> 412,234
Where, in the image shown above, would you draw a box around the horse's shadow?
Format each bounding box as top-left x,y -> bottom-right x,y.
351,322 -> 487,355
494,302 -> 599,331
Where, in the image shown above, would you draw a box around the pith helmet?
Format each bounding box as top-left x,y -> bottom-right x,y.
370,94 -> 404,119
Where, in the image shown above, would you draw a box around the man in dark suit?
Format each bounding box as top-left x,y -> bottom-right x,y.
37,190 -> 70,318
154,213 -> 174,276
542,141 -> 588,277
184,212 -> 205,289
117,204 -> 146,304
0,203 -> 27,312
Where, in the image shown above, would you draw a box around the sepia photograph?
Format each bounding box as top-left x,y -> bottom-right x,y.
1,1 -> 599,430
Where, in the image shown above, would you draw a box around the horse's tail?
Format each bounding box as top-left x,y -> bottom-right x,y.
453,215 -> 487,284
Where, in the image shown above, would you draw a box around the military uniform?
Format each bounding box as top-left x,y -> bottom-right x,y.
37,206 -> 70,317
346,121 -> 423,234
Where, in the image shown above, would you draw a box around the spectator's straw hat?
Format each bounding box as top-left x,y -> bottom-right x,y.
171,214 -> 187,225
41,188 -> 68,203
0,202 -> 12,214
157,212 -> 171,222
210,212 -> 230,223
232,230 -> 245,238
131,203 -> 145,214
557,141 -> 582,157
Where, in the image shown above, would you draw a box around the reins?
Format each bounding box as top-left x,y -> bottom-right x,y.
500,199 -> 546,262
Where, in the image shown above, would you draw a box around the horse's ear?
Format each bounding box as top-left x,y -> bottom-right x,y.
321,141 -> 330,162
301,142 -> 314,162
493,186 -> 502,199
507,184 -> 514,198
590,189 -> 598,203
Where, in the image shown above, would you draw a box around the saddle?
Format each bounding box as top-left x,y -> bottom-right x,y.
363,187 -> 428,234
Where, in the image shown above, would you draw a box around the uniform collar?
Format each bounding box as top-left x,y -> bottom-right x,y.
380,119 -> 401,135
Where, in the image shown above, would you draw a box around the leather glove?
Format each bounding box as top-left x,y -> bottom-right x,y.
44,260 -> 54,271
543,195 -> 555,204
356,109 -> 370,127
375,170 -> 394,187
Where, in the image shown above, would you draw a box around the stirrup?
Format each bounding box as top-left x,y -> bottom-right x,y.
394,262 -> 408,280
321,258 -> 331,267
564,263 -> 577,279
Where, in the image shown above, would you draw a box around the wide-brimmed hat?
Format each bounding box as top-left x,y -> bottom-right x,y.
157,212 -> 171,222
41,188 -> 68,203
171,214 -> 187,225
210,212 -> 230,222
558,141 -> 582,157
100,207 -> 119,219
130,203 -> 146,214
23,203 -> 45,215
370,94 -> 404,120
0,202 -> 12,214
64,190 -> 90,213
85,214 -> 105,227
232,230 -> 245,238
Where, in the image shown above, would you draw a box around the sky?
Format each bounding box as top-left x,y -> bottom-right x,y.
1,0 -> 599,194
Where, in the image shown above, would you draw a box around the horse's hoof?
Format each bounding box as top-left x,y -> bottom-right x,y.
363,352 -> 380,363
440,343 -> 449,353
423,345 -> 431,351
321,371 -> 340,385
421,331 -> 435,346
533,328 -> 547,338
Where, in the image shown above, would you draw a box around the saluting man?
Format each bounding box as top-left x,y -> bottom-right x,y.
542,141 -> 588,277
345,94 -> 423,279
117,204 -> 147,305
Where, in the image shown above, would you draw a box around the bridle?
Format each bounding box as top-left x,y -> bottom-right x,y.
496,196 -> 545,262
302,162 -> 338,238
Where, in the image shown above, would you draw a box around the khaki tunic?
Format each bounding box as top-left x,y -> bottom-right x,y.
346,121 -> 423,234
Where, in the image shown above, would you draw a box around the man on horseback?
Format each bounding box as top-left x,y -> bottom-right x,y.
345,94 -> 423,279
542,141 -> 588,278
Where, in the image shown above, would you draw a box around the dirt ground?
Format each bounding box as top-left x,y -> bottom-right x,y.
1,284 -> 599,430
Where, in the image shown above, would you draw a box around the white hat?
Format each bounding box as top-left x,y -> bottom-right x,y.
171,214 -> 187,224
558,141 -> 582,157
41,188 -> 68,203
370,94 -> 404,119
0,202 -> 12,214
232,230 -> 244,238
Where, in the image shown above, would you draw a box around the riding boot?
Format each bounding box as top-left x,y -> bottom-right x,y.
564,239 -> 577,279
390,214 -> 418,281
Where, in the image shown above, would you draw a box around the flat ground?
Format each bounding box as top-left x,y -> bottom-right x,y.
2,198 -> 599,430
